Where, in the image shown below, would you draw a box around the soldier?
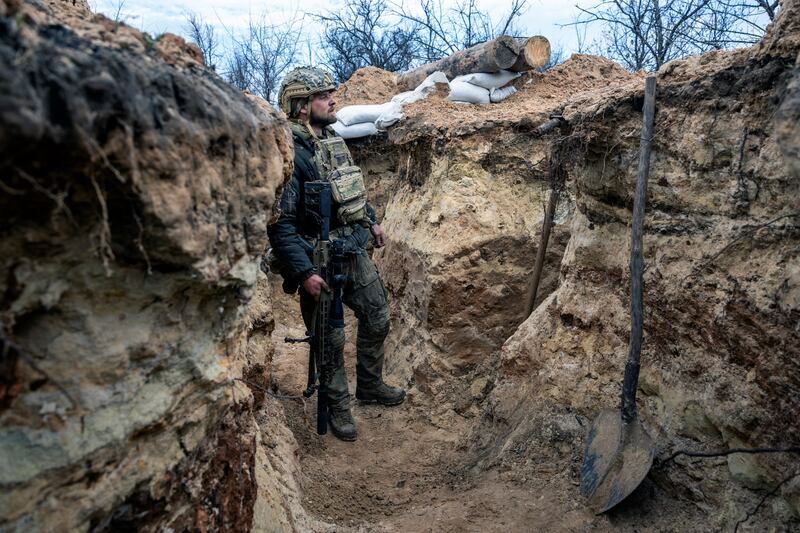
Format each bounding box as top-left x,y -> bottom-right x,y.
268,66 -> 406,442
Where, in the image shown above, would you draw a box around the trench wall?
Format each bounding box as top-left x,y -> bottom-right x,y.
347,5 -> 800,529
0,1 -> 297,530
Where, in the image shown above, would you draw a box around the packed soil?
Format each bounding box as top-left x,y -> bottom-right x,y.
268,278 -> 570,531
334,66 -> 400,108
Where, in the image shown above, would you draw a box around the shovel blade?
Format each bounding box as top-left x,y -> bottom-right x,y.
580,409 -> 654,513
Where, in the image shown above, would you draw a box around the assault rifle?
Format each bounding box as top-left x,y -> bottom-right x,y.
284,181 -> 349,435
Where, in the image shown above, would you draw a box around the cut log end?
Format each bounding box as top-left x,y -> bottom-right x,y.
511,36 -> 551,72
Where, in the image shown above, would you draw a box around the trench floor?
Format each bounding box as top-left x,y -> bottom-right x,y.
266,277 -> 600,532
266,277 -> 701,532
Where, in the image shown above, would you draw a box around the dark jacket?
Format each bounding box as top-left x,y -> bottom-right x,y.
267,123 -> 378,283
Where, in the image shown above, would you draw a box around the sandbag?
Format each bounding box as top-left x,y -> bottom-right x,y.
392,71 -> 450,105
452,70 -> 520,90
490,85 -> 517,103
448,80 -> 490,104
375,101 -> 403,130
336,102 -> 398,127
392,91 -> 414,103
335,72 -> 447,133
332,121 -> 378,139
375,109 -> 402,130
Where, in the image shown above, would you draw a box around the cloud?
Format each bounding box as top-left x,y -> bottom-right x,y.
92,0 -> 602,57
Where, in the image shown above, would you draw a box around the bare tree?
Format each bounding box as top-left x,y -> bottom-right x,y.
572,0 -> 777,72
393,0 -> 528,62
224,47 -> 252,92
706,0 -> 781,43
202,10 -> 301,102
573,21 -> 596,54
111,0 -> 125,23
103,0 -> 137,25
721,0 -> 780,20
316,0 -> 420,82
185,12 -> 219,69
238,14 -> 302,102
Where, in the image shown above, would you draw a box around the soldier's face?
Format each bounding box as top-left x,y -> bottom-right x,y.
309,91 -> 337,126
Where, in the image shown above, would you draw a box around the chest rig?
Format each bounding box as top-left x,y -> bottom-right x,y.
310,128 -> 369,227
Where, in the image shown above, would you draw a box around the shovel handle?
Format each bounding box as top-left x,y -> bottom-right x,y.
621,76 -> 656,423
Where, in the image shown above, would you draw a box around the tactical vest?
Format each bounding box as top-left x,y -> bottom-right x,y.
292,123 -> 370,227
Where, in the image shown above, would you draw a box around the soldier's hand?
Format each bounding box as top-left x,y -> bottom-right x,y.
302,274 -> 330,301
371,224 -> 386,248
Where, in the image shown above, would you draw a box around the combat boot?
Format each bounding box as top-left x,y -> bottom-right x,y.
328,406 -> 357,441
356,381 -> 406,406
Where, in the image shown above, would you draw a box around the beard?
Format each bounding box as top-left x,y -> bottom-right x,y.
309,107 -> 337,127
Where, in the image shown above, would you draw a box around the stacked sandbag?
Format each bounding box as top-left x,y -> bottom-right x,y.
333,72 -> 448,139
390,71 -> 449,105
332,68 -> 519,139
332,121 -> 379,138
448,70 -> 521,104
333,102 -> 398,138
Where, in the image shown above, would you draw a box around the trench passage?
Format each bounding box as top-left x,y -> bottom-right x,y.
266,275 -> 577,531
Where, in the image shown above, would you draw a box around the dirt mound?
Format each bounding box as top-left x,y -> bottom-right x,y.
394,54 -> 641,137
334,66 -> 399,107
7,0 -> 94,22
9,0 -> 205,69
758,0 -> 800,56
331,56 -> 641,136
0,4 -> 291,530
516,53 -> 638,99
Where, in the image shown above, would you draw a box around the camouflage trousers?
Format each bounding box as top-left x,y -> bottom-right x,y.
299,250 -> 390,410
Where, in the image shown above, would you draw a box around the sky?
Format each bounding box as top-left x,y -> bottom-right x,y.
91,0 -> 604,61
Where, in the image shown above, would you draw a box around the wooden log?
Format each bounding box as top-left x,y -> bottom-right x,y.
510,36 -> 551,72
396,35 -> 520,91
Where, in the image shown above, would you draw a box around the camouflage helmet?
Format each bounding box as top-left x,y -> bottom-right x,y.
278,66 -> 337,116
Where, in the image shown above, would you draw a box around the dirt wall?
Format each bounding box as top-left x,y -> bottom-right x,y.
341,3 -> 799,530
0,1 -> 293,530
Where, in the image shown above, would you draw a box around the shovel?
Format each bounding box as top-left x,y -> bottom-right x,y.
580,76 -> 657,514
